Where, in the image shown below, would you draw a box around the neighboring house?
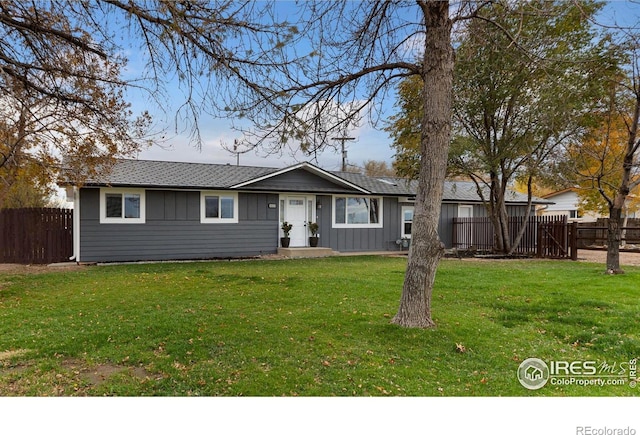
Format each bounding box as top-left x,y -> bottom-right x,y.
538,188 -> 603,222
62,159 -> 547,263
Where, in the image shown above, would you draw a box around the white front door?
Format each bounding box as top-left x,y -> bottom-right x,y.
458,205 -> 473,248
286,196 -> 307,247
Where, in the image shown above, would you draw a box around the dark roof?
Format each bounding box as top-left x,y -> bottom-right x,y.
335,172 -> 546,204
442,180 -> 542,204
82,159 -> 277,189
78,159 -> 548,204
330,172 -> 416,196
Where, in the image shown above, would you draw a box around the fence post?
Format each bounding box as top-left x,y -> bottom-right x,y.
570,221 -> 578,261
536,221 -> 543,258
452,217 -> 458,249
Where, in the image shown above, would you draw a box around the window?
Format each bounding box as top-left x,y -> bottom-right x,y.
100,188 -> 145,224
333,196 -> 383,228
402,206 -> 414,238
201,191 -> 238,223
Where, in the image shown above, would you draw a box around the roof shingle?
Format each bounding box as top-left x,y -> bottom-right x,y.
78,159 -> 548,204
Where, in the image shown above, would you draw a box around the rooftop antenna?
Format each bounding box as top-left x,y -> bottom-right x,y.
332,136 -> 355,171
233,139 -> 239,166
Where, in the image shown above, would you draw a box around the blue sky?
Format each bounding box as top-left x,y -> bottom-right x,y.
133,1 -> 401,171
131,1 -> 640,171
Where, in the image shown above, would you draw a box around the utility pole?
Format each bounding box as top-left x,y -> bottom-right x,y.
332,136 -> 355,171
233,139 -> 239,166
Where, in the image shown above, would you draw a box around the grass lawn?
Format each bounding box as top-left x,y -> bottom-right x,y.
0,256 -> 638,396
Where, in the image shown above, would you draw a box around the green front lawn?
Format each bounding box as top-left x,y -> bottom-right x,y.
0,256 -> 638,396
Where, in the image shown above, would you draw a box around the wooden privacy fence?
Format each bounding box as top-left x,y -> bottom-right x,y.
576,218 -> 640,248
452,215 -> 569,256
0,208 -> 73,264
537,221 -> 578,260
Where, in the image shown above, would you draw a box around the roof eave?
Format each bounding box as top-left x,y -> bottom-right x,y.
229,162 -> 371,194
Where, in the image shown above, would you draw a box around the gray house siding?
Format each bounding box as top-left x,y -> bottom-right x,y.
246,168 -> 358,193
79,188 -> 279,262
506,205 -> 532,217
315,199 -> 497,251
315,195 -> 401,252
73,158 -> 545,261
437,203 -> 457,248
437,202 -> 533,248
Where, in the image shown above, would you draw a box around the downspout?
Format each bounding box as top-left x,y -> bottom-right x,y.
69,186 -> 81,263
537,204 -> 549,215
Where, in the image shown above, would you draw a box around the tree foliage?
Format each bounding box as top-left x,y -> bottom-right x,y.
386,75 -> 423,179
0,132 -> 52,209
0,0 -> 290,190
363,160 -> 396,177
388,0 -> 618,254
0,0 -> 491,328
561,32 -> 640,272
567,109 -> 640,216
0,2 -> 155,191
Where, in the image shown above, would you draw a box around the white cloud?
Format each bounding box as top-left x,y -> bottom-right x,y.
138,100 -> 395,171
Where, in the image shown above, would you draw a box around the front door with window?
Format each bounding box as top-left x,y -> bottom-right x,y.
286,196 -> 308,247
458,205 -> 474,248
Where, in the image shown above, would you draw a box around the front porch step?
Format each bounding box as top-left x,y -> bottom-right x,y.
277,247 -> 336,258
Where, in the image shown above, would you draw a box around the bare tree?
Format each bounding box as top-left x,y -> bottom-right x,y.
0,0 -> 482,327
0,0 -> 285,183
363,160 -> 396,177
220,1 -> 487,328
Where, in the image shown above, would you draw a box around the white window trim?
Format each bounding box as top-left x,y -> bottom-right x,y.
457,204 -> 474,248
458,204 -> 474,218
332,195 -> 384,229
99,188 -> 146,224
200,191 -> 239,224
401,206 -> 414,238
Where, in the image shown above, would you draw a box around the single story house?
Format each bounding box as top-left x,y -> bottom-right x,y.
538,188 -> 603,222
64,159 -> 548,262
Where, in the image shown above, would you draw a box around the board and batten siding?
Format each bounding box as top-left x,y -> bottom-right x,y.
315,195 -> 402,252
439,202 -> 532,248
245,168 -> 355,193
79,188 -> 279,262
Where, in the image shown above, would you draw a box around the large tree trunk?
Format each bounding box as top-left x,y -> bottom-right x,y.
508,175 -> 535,256
497,197 -> 511,253
392,2 -> 452,328
488,177 -> 511,254
606,204 -> 623,273
605,92 -> 640,274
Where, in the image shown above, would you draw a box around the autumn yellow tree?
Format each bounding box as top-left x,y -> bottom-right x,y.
565,68 -> 640,273
0,125 -> 52,208
363,160 -> 396,177
568,113 -> 640,216
0,43 -> 151,205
